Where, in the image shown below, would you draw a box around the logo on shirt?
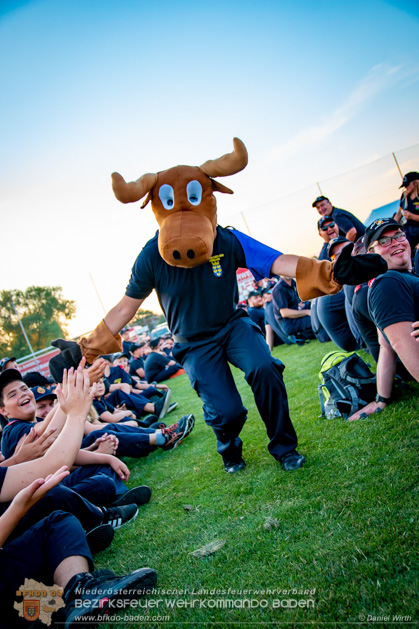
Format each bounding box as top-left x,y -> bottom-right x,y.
208,254 -> 224,277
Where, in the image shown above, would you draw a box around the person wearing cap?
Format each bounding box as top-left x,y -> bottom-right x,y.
31,385 -> 57,420
349,218 -> 419,420
129,342 -> 147,379
0,368 -> 157,627
312,196 -> 365,242
394,171 -> 419,254
144,338 -> 184,383
0,357 -> 19,373
317,216 -> 340,260
271,277 -> 314,340
246,289 -> 266,336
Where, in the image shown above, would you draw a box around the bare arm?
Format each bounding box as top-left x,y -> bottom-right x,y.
345,227 -> 357,242
279,308 -> 311,319
384,320 -> 419,382
104,295 -> 144,336
0,369 -> 96,503
270,254 -> 300,278
349,330 -> 396,421
265,324 -> 274,352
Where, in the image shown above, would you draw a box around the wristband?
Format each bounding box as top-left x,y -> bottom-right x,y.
375,394 -> 391,404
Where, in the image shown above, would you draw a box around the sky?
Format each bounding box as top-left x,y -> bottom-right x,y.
1,0 -> 419,340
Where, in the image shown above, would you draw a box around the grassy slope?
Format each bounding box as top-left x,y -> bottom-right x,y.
99,340 -> 418,628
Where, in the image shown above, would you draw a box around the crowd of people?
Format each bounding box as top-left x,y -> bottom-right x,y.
0,167 -> 418,626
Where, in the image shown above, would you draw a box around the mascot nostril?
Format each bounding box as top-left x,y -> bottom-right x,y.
187,250 -> 195,259
173,250 -> 181,260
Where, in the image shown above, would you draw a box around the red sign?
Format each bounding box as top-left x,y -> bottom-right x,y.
18,349 -> 59,379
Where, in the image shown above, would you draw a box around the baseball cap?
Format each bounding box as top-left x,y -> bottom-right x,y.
317,216 -> 334,230
327,236 -> 350,258
247,290 -> 262,300
31,385 -> 57,402
0,368 -> 23,397
23,371 -> 55,387
0,357 -> 17,373
148,338 -> 161,349
112,352 -> 130,362
130,342 -> 146,353
363,218 -> 401,249
312,196 -> 330,208
399,171 -> 419,188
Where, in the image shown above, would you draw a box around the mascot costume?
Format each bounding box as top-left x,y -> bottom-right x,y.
50,138 -> 386,473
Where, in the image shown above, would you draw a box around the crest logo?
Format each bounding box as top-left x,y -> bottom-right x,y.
23,600 -> 40,621
208,254 -> 224,277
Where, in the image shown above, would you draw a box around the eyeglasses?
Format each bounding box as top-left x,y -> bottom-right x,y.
320,222 -> 336,231
370,231 -> 407,249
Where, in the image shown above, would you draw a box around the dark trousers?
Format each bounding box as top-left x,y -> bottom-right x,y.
106,390 -> 148,416
0,511 -> 93,628
3,485 -> 104,542
82,425 -> 156,459
173,316 -> 298,464
61,463 -> 126,504
316,292 -> 358,352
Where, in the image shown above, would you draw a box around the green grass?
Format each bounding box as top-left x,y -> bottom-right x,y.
98,340 -> 418,628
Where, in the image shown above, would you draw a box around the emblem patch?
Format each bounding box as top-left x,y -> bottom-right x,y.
208,254 -> 224,277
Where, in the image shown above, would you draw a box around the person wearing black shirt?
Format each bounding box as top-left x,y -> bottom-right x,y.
313,196 -> 365,242
349,218 -> 419,420
144,338 -> 184,382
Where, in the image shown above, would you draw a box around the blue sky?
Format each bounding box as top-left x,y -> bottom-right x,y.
1,0 -> 418,338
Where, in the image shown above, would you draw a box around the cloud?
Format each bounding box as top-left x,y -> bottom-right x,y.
267,64 -> 404,163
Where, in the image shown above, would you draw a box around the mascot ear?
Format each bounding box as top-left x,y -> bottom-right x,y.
211,179 -> 234,194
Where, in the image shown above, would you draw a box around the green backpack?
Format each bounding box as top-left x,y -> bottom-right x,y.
318,351 -> 376,420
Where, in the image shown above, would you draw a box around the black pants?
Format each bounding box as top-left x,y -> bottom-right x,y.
173,316 -> 298,464
0,510 -> 93,628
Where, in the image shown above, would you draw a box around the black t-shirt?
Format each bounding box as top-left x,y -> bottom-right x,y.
368,270 -> 419,332
0,419 -> 41,460
247,307 -> 266,335
331,207 -> 366,240
318,242 -> 330,261
352,283 -> 379,362
125,227 -> 281,341
93,397 -> 116,417
400,194 -> 419,237
144,353 -> 172,382
129,357 -> 144,377
107,366 -> 132,386
272,279 -> 299,320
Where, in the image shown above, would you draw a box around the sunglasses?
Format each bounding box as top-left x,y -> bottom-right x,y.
320,222 -> 336,231
370,231 -> 407,249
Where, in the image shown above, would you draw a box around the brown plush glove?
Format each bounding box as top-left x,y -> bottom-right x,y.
78,319 -> 122,365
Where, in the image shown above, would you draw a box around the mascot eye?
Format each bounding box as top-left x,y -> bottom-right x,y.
159,184 -> 175,210
186,180 -> 202,206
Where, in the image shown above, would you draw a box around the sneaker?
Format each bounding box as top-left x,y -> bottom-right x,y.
149,421 -> 166,430
280,450 -> 306,471
224,459 -> 246,474
62,567 -> 157,628
111,486 -> 151,508
167,402 -> 178,413
153,389 -> 172,419
161,413 -> 195,450
101,503 -> 138,529
85,524 -> 115,554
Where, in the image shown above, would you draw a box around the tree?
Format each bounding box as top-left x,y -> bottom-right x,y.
0,286 -> 76,358
129,309 -> 165,330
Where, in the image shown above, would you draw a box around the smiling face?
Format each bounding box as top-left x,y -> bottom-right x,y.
369,227 -> 411,270
319,220 -> 339,242
315,199 -> 333,217
0,380 -> 37,421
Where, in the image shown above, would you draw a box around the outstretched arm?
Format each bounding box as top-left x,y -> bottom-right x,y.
0,369 -> 96,503
104,295 -> 144,336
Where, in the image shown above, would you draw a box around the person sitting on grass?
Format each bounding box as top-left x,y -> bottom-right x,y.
0,367 -> 157,628
349,218 -> 419,420
0,366 -> 151,510
144,338 -> 185,383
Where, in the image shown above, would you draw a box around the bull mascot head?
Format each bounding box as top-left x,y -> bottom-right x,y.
111,138 -> 248,268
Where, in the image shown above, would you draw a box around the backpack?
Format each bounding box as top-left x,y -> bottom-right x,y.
318,351 -> 376,420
